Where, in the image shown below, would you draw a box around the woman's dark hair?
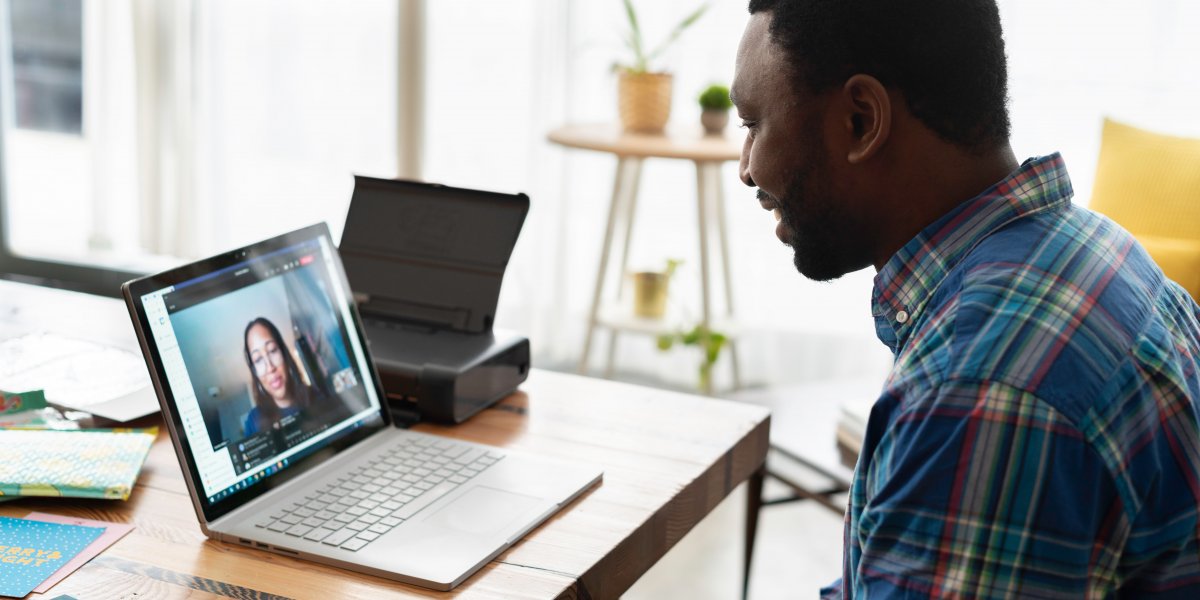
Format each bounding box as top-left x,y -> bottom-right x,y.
243,317 -> 312,431
747,0 -> 1011,154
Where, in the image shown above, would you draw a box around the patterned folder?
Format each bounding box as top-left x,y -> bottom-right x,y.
0,429 -> 156,500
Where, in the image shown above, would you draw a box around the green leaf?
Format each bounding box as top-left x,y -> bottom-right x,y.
705,337 -> 724,365
698,84 -> 733,110
656,334 -> 675,351
622,0 -> 646,70
664,258 -> 682,279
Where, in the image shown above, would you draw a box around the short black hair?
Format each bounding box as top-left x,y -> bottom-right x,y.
748,0 -> 1010,153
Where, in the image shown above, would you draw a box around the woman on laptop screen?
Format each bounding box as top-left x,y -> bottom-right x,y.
242,317 -> 320,436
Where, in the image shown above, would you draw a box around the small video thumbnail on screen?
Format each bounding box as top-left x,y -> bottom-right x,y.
168,254 -> 371,473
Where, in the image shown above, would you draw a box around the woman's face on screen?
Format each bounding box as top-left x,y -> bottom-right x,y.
246,323 -> 291,405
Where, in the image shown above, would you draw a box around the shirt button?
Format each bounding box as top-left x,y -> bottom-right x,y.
896,310 -> 909,324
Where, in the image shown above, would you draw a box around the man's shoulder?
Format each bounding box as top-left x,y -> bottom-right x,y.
936,204 -> 1169,411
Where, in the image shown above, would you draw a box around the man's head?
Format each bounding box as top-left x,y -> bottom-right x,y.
731,0 -> 1011,281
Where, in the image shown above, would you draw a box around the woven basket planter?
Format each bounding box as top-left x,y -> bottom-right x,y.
618,71 -> 673,133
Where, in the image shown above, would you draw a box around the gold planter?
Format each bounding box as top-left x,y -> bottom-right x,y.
631,271 -> 670,318
618,71 -> 673,133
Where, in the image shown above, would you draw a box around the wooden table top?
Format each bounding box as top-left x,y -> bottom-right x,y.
7,369 -> 770,599
547,123 -> 743,162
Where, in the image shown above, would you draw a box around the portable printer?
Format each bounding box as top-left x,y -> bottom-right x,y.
339,176 -> 531,424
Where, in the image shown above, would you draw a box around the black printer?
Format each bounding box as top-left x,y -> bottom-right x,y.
339,176 -> 531,424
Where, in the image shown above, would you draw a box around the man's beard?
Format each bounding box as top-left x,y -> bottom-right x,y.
764,162 -> 857,282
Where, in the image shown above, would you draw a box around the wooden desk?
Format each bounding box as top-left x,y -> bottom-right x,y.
548,124 -> 745,394
5,369 -> 769,599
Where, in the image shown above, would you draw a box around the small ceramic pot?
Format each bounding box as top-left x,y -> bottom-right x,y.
700,109 -> 729,135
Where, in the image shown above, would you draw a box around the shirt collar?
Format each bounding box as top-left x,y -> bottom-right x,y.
871,153 -> 1074,352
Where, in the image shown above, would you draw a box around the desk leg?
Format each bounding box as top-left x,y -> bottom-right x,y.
580,156 -> 637,375
744,464 -> 765,600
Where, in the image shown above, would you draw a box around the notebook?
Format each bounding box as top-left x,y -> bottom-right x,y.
0,429 -> 155,500
122,223 -> 601,590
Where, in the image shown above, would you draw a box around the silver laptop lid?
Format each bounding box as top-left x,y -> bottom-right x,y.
124,223 -> 391,522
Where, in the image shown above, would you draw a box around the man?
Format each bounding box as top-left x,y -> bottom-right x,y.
731,1 -> 1200,598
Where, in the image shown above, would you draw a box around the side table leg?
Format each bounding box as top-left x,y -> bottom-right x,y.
613,159 -> 644,301
580,156 -> 634,374
605,159 -> 643,379
709,162 -> 743,389
744,464 -> 765,600
695,161 -> 714,395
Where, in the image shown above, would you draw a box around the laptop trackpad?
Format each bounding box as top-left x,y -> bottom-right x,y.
423,486 -> 541,537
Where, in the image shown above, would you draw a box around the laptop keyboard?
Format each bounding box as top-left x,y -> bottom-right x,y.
254,435 -> 503,551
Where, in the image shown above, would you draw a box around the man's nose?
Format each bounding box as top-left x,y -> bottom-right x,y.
738,137 -> 754,187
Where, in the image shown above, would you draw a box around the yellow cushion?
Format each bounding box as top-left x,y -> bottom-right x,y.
1088,119 -> 1200,300
1137,235 -> 1200,300
1089,119 -> 1200,240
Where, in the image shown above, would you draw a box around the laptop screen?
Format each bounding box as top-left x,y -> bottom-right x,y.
131,226 -> 386,515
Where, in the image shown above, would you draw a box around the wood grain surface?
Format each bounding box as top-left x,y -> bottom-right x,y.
4,369 -> 769,599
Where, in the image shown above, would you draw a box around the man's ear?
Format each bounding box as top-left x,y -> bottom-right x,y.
841,74 -> 891,164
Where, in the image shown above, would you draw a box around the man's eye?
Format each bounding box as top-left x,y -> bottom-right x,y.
740,120 -> 759,138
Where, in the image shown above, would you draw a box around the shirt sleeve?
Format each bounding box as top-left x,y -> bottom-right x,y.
819,577 -> 843,599
850,379 -> 1125,598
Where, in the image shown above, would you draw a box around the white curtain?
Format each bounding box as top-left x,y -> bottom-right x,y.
189,1 -> 401,255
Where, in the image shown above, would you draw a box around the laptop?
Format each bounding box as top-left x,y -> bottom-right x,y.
122,223 -> 602,590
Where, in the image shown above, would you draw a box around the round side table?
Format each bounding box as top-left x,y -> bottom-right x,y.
548,123 -> 744,393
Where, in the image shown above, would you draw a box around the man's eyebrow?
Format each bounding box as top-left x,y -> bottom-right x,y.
728,87 -> 741,106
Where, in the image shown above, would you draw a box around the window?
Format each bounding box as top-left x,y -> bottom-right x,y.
0,0 -> 407,295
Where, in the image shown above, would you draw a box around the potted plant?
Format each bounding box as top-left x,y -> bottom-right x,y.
698,84 -> 732,135
614,0 -> 710,133
656,324 -> 727,393
630,258 -> 681,318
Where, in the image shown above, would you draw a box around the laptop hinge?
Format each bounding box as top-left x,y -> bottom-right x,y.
387,394 -> 422,429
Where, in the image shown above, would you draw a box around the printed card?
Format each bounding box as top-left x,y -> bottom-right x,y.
24,513 -> 135,594
0,517 -> 103,598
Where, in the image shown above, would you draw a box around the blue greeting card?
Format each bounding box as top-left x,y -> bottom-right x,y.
0,517 -> 103,597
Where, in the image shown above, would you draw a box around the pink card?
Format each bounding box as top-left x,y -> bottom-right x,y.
23,512 -> 135,594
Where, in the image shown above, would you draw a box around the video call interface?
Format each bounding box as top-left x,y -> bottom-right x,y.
146,238 -> 379,502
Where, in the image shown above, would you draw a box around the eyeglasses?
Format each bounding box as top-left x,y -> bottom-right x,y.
251,343 -> 285,375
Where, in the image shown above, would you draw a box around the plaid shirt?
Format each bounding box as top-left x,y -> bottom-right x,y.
824,154 -> 1200,599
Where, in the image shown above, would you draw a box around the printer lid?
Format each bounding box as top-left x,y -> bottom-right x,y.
339,176 -> 529,334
